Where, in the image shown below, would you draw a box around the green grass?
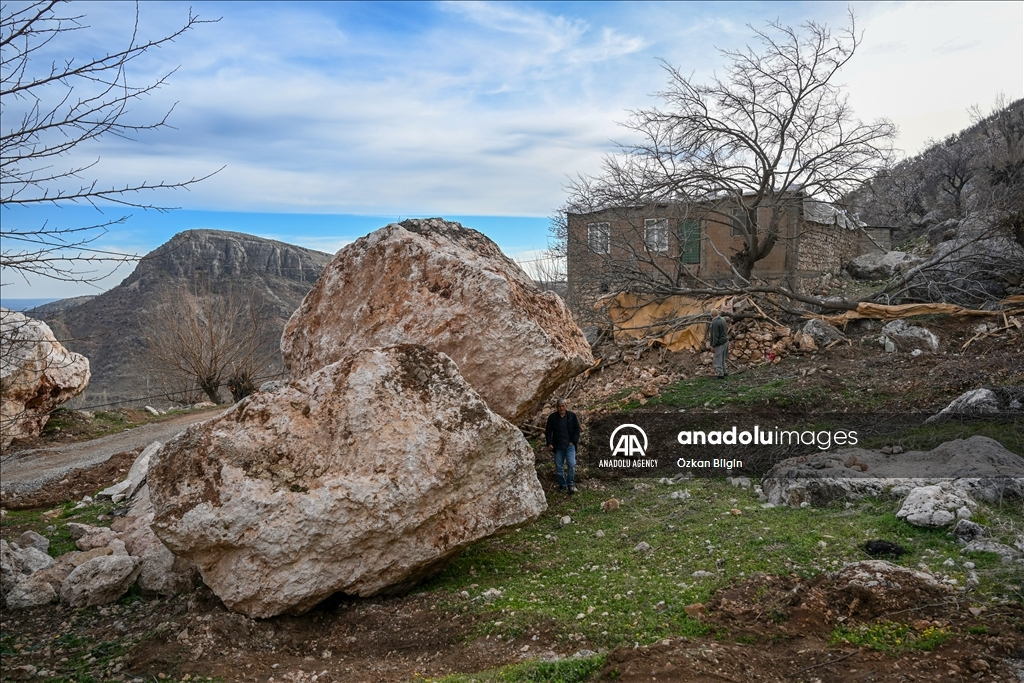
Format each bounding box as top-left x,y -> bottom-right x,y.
829,621 -> 951,654
417,479 -> 1024,656
418,655 -> 604,683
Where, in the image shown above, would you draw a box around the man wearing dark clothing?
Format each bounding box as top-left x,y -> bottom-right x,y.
709,309 -> 729,379
545,398 -> 580,494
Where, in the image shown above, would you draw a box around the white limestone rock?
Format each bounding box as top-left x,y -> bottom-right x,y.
0,308 -> 91,447
5,574 -> 57,609
59,555 -> 142,607
897,483 -> 977,528
926,388 -> 1000,424
880,319 -> 939,353
149,345 -> 547,618
280,219 -> 593,423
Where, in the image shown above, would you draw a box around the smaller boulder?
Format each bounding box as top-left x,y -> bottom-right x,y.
96,441 -> 161,501
926,388 -> 1000,424
5,574 -> 57,609
897,483 -> 976,528
847,251 -> 922,280
950,519 -> 987,544
802,319 -> 845,347
60,555 -> 141,607
76,527 -> 119,551
15,531 -> 48,554
880,319 -> 939,353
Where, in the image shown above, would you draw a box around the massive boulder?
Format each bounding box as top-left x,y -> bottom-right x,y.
762,436 -> 1024,507
149,345 -> 547,618
0,308 -> 90,448
281,219 -> 593,423
846,251 -> 922,280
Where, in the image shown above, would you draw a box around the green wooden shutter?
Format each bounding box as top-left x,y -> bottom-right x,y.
678,220 -> 701,264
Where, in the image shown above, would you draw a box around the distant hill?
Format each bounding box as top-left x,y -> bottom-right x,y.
847,96 -> 1024,247
37,230 -> 333,409
26,295 -> 97,317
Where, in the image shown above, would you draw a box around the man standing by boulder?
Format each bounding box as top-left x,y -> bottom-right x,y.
546,398 -> 580,494
710,309 -> 729,379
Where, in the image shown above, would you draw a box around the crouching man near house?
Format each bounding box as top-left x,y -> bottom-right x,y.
546,398 -> 580,494
710,309 -> 729,379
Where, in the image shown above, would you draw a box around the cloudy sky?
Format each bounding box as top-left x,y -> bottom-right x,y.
3,0 -> 1022,299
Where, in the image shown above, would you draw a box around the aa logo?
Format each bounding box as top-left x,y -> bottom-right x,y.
609,424 -> 648,458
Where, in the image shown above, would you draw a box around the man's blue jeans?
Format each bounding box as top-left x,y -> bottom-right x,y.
554,444 -> 576,488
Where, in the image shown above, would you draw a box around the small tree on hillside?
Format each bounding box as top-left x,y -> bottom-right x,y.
556,13 -> 895,283
140,283 -> 277,404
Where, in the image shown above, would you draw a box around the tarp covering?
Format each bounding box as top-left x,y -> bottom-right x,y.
602,293 -> 732,351
803,199 -> 861,230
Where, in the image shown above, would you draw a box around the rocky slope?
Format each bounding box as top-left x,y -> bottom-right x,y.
36,230 -> 332,408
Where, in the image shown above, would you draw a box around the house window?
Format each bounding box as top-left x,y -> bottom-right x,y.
644,218 -> 669,253
730,207 -> 752,237
678,220 -> 702,264
588,222 -> 610,254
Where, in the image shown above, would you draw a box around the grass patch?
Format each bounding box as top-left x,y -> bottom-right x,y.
829,621 -> 951,654
419,479 -> 1024,655
418,655 -> 604,683
1,502 -> 115,557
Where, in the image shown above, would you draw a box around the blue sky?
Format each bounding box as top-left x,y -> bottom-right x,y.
3,1 -> 1022,299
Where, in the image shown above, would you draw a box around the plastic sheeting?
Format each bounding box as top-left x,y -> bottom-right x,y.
603,293 -> 732,351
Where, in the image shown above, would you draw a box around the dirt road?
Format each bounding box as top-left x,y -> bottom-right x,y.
0,411 -> 215,495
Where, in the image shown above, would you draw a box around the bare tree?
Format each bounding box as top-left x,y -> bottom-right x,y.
1,0 -> 219,285
559,13 -> 895,282
139,283 -> 277,405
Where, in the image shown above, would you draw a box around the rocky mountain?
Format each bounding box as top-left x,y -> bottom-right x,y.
37,230 -> 333,409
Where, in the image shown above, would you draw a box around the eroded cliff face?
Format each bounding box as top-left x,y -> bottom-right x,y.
39,230 -> 332,407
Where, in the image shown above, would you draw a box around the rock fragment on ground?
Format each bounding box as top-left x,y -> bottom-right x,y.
880,318 -> 939,353
60,555 -> 142,607
280,218 -> 592,422
926,388 -> 1001,424
96,441 -> 160,501
149,345 -> 547,618
761,436 -> 1024,507
896,483 -> 976,528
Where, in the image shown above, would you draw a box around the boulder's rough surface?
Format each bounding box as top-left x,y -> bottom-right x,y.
762,436 -> 1024,507
846,251 -> 923,280
5,574 -> 57,608
120,512 -> 197,595
150,345 -> 547,618
896,483 -> 976,528
0,308 -> 90,447
880,319 -> 939,352
926,388 -> 1001,424
281,219 -> 593,423
16,531 -> 48,554
60,555 -> 142,607
960,540 -> 1022,564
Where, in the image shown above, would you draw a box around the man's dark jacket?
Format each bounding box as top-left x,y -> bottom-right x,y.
710,316 -> 729,348
546,411 -> 580,449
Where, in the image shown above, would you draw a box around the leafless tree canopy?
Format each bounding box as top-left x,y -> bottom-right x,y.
139,283 -> 278,405
0,0 -> 218,284
557,13 -> 895,281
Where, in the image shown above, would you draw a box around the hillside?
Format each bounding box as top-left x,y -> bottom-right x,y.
848,96 -> 1024,247
37,230 -> 332,409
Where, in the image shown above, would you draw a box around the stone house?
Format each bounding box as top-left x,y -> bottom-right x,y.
565,195 -> 888,314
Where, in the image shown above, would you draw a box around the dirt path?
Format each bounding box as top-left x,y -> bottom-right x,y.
0,411 -> 215,495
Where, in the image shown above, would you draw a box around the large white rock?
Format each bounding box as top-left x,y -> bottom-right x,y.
926,388 -> 1000,424
281,219 -> 593,423
149,345 -> 547,618
880,319 -> 939,352
119,512 -> 197,595
59,555 -> 141,607
1,308 -> 91,447
896,483 -> 977,528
